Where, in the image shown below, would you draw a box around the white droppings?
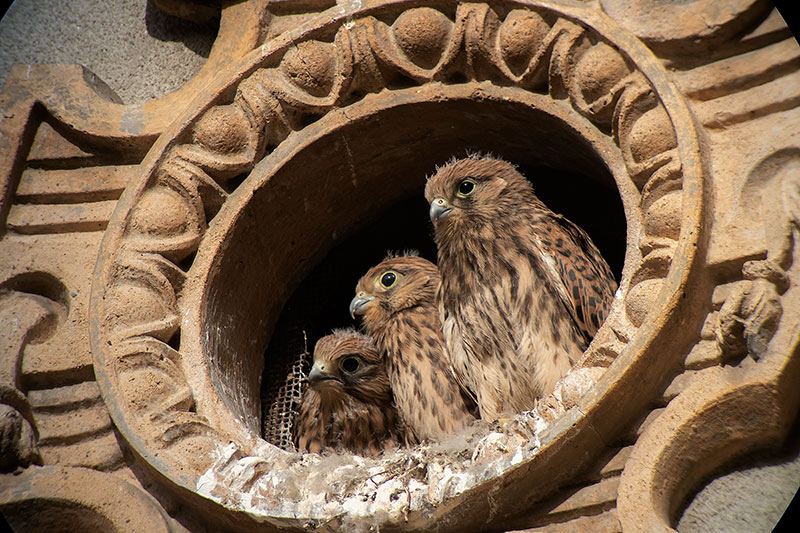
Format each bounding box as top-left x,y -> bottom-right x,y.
192,364 -> 603,525
509,446 -> 524,466
339,0 -> 363,30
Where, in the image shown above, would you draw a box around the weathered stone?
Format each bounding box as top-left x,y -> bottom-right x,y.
1,1 -> 799,531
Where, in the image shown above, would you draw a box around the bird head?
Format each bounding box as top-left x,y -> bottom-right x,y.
308,330 -> 391,405
424,155 -> 535,233
350,254 -> 440,329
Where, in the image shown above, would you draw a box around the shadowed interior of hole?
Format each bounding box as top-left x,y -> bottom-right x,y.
260,163 -> 625,446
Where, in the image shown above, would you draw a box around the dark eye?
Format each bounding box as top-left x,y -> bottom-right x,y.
380,271 -> 397,288
340,356 -> 360,373
457,178 -> 476,197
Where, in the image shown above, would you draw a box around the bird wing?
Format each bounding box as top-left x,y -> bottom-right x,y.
537,212 -> 617,340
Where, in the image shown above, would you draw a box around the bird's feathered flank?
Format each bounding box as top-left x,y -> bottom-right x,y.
351,255 -> 477,441
425,155 -> 617,420
292,331 -> 411,456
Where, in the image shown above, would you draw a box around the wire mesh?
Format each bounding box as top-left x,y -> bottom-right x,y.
261,329 -> 310,451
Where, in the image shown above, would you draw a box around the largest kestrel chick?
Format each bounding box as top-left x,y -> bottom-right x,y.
350,254 -> 476,441
424,155 -> 617,421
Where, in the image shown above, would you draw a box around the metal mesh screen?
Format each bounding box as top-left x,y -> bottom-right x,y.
261,329 -> 310,451
259,253 -> 343,451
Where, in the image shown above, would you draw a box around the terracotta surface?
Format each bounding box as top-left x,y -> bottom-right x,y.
1,0 -> 798,531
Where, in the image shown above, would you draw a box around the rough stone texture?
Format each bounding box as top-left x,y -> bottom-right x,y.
0,0 -> 217,104
677,427 -> 800,532
1,0 -> 799,531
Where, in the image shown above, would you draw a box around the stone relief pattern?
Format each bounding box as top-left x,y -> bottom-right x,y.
0,116 -> 135,474
0,0 -> 267,480
2,0 -> 272,526
94,1 -> 698,515
0,274 -> 123,477
674,7 -> 799,371
666,5 -> 797,440
616,6 -> 800,528
0,1 -> 793,530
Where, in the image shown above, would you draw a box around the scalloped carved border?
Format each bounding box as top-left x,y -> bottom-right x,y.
90,0 -> 704,528
618,321 -> 800,530
0,465 -> 174,532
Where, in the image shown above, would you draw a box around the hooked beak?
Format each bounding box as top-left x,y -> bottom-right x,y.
349,292 -> 374,318
429,198 -> 452,223
308,361 -> 337,384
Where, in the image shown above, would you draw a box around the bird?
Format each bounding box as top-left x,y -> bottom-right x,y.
424,155 -> 617,421
349,253 -> 477,442
292,330 -> 409,455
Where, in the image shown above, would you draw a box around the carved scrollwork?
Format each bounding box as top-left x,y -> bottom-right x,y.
715,260 -> 787,362
90,1 -> 705,528
1,465 -> 175,532
0,274 -> 70,472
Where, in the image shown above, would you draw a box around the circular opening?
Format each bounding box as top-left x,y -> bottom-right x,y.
259,162 -> 626,448
191,88 -> 630,445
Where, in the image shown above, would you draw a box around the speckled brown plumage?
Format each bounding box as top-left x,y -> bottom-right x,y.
425,155 -> 617,420
292,330 -> 409,456
350,254 -> 477,441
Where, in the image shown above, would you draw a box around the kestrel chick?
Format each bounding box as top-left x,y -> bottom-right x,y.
425,155 -> 617,420
350,254 -> 476,441
292,330 -> 408,455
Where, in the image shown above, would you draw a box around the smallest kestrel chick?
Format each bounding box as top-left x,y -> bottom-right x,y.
292,330 -> 410,456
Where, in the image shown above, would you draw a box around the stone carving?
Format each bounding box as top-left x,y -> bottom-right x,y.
715,260 -> 786,362
0,465 -> 174,532
1,289 -> 41,471
599,0 -> 773,59
89,1 -> 704,529
618,259 -> 798,530
1,0 -> 798,531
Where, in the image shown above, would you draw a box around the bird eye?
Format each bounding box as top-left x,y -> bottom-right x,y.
457,178 -> 476,197
340,356 -> 360,373
380,271 -> 398,288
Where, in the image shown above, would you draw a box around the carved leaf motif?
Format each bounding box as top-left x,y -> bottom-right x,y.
114,337 -> 192,417
496,9 -> 553,80
105,254 -> 183,343
125,177 -> 205,263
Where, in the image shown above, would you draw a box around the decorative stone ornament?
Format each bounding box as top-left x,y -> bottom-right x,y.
90,0 -> 702,528
2,0 -> 799,531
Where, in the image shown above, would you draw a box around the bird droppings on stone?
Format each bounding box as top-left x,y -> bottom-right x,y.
196,363 -> 604,530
